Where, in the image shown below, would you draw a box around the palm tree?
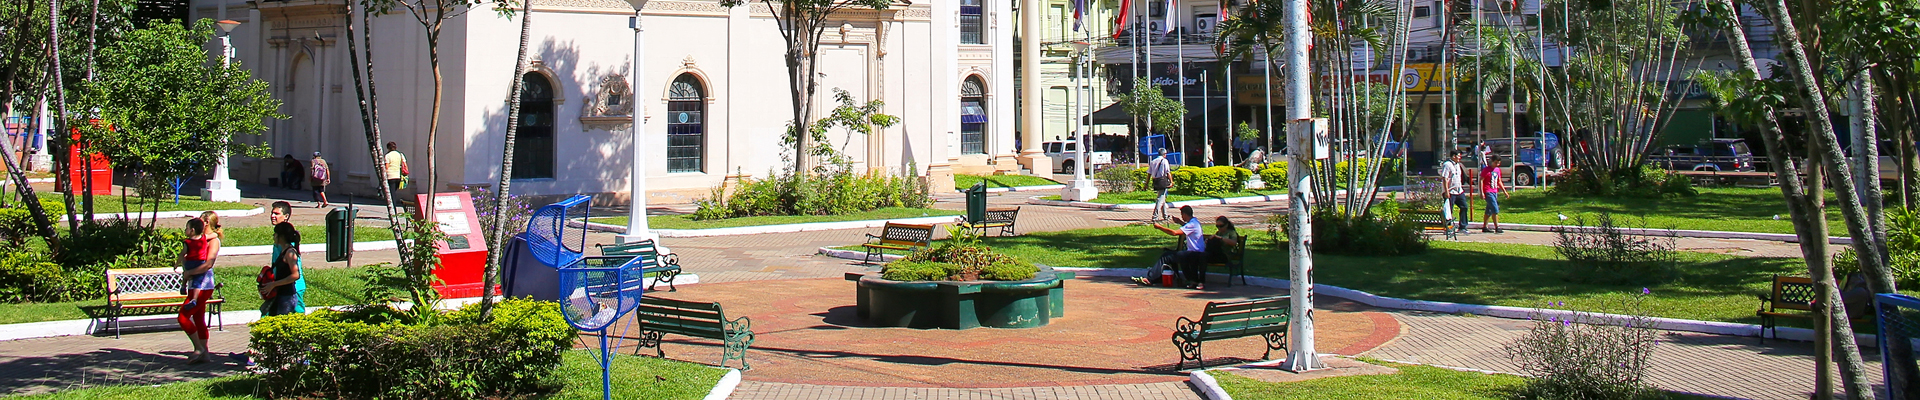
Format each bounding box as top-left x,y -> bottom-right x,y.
479,0 -> 533,318
1213,0 -> 1286,156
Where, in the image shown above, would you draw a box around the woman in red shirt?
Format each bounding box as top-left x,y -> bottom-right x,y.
1480,154 -> 1508,233
177,217 -> 219,364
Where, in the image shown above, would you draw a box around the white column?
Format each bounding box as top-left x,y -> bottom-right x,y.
28,97 -> 51,172
619,11 -> 661,246
202,33 -> 242,202
1061,42 -> 1096,200
1280,0 -> 1320,372
1015,0 -> 1049,173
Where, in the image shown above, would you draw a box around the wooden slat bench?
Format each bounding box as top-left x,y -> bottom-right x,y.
863,222 -> 935,263
1171,296 -> 1290,369
589,239 -> 682,292
965,207 -> 1022,237
632,296 -> 755,370
1401,208 -> 1455,240
83,267 -> 224,339
1758,275 -> 1870,343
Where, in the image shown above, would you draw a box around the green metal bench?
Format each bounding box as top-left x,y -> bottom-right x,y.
632,296 -> 754,370
587,239 -> 681,291
1401,208 -> 1455,240
862,222 -> 935,263
1171,296 -> 1290,369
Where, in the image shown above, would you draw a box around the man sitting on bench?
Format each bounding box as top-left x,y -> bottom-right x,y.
1133,206 -> 1210,289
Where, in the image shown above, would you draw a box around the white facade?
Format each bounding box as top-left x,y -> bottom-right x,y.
190,0 -> 1014,200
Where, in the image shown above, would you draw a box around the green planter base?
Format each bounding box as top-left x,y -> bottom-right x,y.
844,266 -> 1073,329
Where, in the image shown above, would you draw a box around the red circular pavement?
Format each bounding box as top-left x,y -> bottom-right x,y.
611,276 -> 1399,388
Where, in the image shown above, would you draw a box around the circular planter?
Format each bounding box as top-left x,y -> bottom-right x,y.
843,265 -> 1074,329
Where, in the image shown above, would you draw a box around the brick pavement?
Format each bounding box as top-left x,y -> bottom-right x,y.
0,188 -> 1862,399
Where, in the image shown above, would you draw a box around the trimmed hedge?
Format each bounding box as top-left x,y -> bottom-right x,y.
249,298 -> 576,399
1171,166 -> 1254,196
0,199 -> 65,243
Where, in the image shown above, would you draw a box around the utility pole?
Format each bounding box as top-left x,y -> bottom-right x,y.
1280,0 -> 1320,372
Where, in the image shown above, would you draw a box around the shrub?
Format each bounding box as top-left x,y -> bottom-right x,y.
692,166 -> 931,220
1551,166 -> 1695,198
1093,165 -> 1141,193
1171,166 -> 1253,196
1306,209 -> 1429,256
0,245 -> 94,303
1503,294 -> 1660,400
1552,213 -> 1678,285
1257,161 -> 1289,190
0,199 -> 66,244
250,298 -> 575,399
883,227 -> 1037,281
1835,207 -> 1920,287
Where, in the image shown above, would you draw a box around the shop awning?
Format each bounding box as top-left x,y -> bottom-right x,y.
1083,97 -> 1231,126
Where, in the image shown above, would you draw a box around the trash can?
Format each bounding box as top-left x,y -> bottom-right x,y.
965,182 -> 988,224
326,207 -> 356,262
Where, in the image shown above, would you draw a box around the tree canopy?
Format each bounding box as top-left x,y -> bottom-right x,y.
78,18 -> 281,185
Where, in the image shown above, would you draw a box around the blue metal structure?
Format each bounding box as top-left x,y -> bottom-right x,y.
501,195 -> 649,400
1878,293 -> 1920,399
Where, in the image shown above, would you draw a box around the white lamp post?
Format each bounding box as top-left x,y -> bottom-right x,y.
201,19 -> 244,202
1060,40 -> 1098,201
617,1 -> 662,246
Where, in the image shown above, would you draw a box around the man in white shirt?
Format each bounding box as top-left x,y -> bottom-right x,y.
1439,151 -> 1472,234
1145,206 -> 1210,289
1147,149 -> 1173,220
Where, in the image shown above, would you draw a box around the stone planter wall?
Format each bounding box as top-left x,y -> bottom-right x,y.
844,266 -> 1073,329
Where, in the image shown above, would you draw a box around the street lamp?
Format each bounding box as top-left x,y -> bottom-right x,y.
201,19 -> 243,202
617,0 -> 662,247
1060,40 -> 1098,201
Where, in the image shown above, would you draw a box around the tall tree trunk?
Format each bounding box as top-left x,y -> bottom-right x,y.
344,3 -> 411,265
787,16 -> 818,174
48,0 -> 77,234
479,0 -> 534,319
1713,2 -> 1872,397
424,20 -> 443,202
1853,73 -> 1890,274
1810,152 -> 1835,400
1761,0 -> 1907,397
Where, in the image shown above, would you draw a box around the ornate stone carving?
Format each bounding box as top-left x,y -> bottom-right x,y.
644,0 -> 730,15
898,6 -> 932,19
531,0 -> 633,9
581,74 -> 636,131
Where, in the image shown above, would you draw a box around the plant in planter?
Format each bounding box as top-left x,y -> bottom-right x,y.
881,227 -> 1037,282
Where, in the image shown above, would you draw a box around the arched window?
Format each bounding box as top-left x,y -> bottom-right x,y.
666,74 -> 706,173
960,76 -> 987,155
512,72 -> 556,180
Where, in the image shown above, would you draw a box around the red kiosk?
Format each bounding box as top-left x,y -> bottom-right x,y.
418,192 -> 492,298
65,128 -> 110,195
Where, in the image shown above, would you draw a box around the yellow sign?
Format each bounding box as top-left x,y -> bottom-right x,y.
1234,76 -> 1285,105
1404,63 -> 1452,93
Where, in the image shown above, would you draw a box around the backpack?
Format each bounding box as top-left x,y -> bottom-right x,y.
311,161 -> 329,181
257,265 -> 278,300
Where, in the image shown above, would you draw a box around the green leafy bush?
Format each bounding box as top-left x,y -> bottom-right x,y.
882,227 -> 1038,281
1092,165 -> 1142,193
1306,209 -> 1429,256
1551,166 -> 1695,198
249,298 -> 575,399
1171,166 -> 1253,196
1503,294 -> 1660,400
0,219 -> 183,303
1835,207 -> 1920,286
1258,161 -> 1289,190
1552,213 -> 1678,285
693,167 -> 931,220
0,199 -> 65,244
0,245 -> 94,303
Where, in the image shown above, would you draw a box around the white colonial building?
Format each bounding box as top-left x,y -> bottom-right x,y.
188,0 -> 1017,202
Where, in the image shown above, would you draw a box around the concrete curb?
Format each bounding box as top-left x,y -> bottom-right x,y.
222,240 -> 399,256
1473,222 -> 1850,244
577,215 -> 965,237
983,184 -> 1065,193
817,247 -> 904,263
705,368 -> 743,400
61,206 -> 264,222
0,274 -> 698,342
1187,369 -> 1233,400
1045,267 -> 1869,346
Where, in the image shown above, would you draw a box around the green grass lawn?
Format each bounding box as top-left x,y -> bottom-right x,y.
0,264 -> 369,325
1208,358 -> 1706,400
217,225 -> 395,247
1039,189 -> 1288,205
848,224 -> 1825,324
1493,187 -> 1844,234
590,207 -> 961,230
37,192 -> 255,213
17,349 -> 726,400
955,174 -> 1060,189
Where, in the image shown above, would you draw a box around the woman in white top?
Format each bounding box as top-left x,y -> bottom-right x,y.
383,141 -> 407,209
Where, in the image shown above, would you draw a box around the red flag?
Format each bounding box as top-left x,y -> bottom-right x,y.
1113,0 -> 1132,38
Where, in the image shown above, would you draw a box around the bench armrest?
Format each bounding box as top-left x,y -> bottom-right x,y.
660,253 -> 681,268
865,233 -> 884,244
1174,316 -> 1202,337
725,315 -> 756,346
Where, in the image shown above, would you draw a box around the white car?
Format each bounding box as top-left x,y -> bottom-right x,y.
1043,141 -> 1112,174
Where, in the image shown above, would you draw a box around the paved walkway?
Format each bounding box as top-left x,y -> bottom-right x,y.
0,189 -> 1854,399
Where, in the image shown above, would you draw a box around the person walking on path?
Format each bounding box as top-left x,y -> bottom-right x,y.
1440,151 -> 1472,235
266,202 -> 308,312
1480,154 -> 1508,233
1148,149 -> 1173,220
309,152 -> 331,208
260,221 -> 304,316
176,217 -> 219,364
383,142 -> 409,210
